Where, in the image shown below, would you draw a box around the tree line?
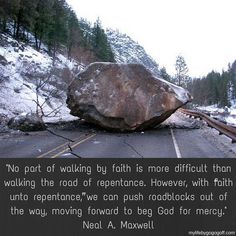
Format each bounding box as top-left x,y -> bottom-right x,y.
1,0 -> 235,108
0,0 -> 114,62
188,65 -> 236,107
160,55 -> 236,108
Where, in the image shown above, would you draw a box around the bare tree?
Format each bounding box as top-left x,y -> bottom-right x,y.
19,63 -> 64,118
32,70 -> 64,118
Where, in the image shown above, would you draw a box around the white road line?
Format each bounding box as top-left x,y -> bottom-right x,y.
170,128 -> 182,158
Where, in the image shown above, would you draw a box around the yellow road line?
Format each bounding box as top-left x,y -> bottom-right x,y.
50,134 -> 96,159
37,141 -> 69,159
36,134 -> 92,158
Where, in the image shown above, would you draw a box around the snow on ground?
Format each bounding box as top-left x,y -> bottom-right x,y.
200,125 -> 236,158
0,34 -> 51,71
0,33 -> 83,124
164,112 -> 236,158
197,104 -> 236,127
161,111 -> 203,129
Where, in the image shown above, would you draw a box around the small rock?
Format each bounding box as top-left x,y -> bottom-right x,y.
8,113 -> 46,132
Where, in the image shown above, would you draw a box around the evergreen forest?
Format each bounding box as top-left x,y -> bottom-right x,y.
0,0 -> 115,62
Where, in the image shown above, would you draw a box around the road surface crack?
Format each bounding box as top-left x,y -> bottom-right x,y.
123,138 -> 143,158
47,129 -> 83,157
68,143 -> 82,158
47,128 -> 74,142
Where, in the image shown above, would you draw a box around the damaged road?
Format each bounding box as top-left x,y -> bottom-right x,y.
0,112 -> 234,158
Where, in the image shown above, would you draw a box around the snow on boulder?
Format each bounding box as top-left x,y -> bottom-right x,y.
67,63 -> 192,131
8,113 -> 46,132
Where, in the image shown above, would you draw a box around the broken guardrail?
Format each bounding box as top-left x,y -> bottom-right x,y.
179,108 -> 236,143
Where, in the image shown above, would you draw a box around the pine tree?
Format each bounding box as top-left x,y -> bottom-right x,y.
160,66 -> 171,82
0,0 -> 9,32
79,18 -> 93,48
92,18 -> 115,62
230,60 -> 236,100
174,55 -> 190,88
219,70 -> 230,107
0,0 -> 20,33
47,0 -> 68,63
15,0 -> 37,40
34,0 -> 53,50
67,10 -> 81,59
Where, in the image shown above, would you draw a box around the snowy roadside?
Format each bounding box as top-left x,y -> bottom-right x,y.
164,112 -> 236,158
197,104 -> 236,127
161,111 -> 203,129
0,33 -> 82,127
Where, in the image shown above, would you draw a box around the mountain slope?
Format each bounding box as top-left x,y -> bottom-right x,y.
106,29 -> 160,77
0,33 -> 83,124
0,27 -> 161,128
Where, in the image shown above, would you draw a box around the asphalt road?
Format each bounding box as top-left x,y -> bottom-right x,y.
0,123 -> 227,158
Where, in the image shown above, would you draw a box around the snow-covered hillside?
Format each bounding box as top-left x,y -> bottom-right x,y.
0,33 -> 83,124
106,29 -> 160,77
0,29 -> 161,127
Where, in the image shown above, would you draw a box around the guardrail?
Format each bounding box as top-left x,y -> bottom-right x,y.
179,108 -> 236,143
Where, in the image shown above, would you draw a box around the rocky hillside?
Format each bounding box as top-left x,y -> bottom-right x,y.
106,29 -> 160,77
0,33 -> 83,125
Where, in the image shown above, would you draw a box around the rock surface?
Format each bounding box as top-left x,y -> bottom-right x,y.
67,63 -> 192,131
8,113 -> 46,132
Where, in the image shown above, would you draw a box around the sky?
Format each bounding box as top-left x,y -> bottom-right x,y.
66,0 -> 236,78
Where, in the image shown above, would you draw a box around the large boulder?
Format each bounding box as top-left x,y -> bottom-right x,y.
67,63 -> 192,131
8,113 -> 46,132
